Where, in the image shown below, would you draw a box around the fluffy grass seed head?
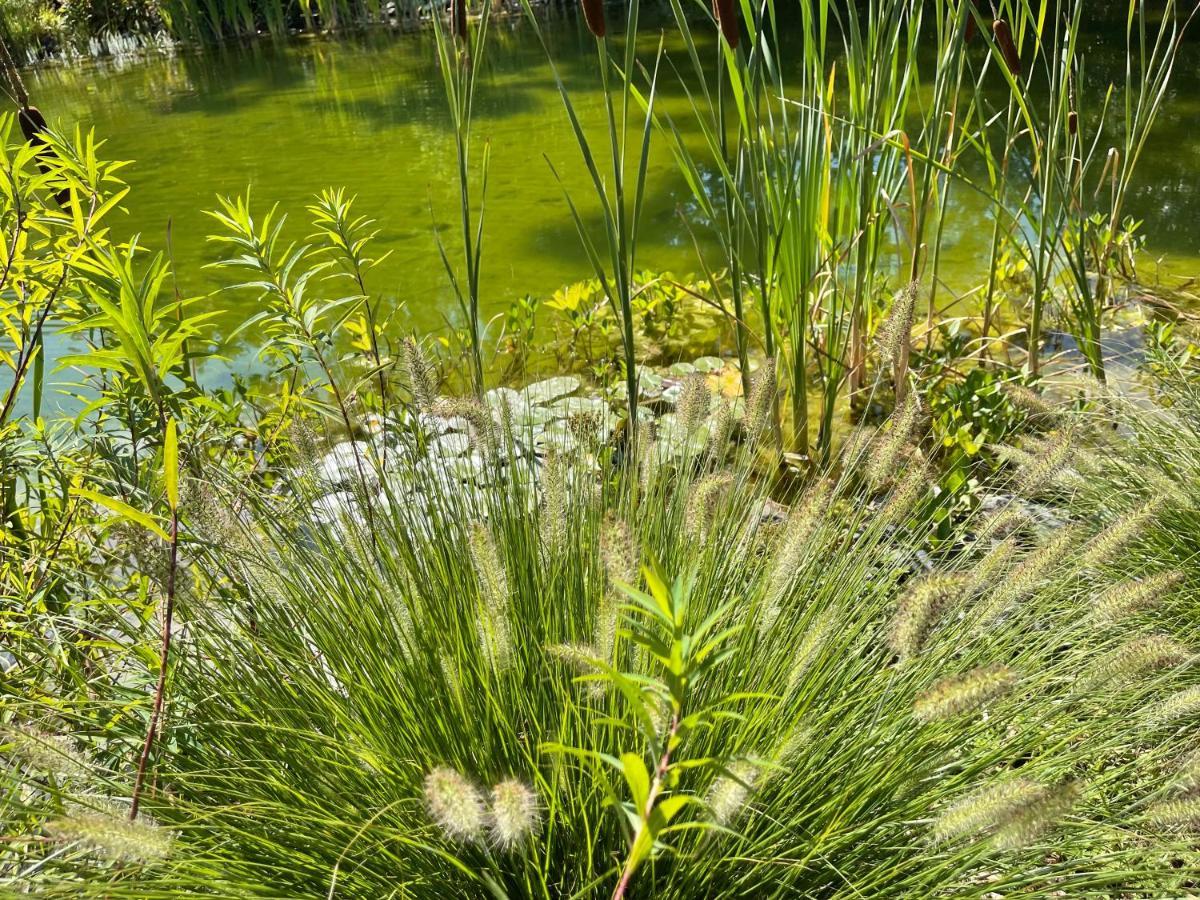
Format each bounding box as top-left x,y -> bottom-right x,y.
865,396 -> 924,492
1014,428 -> 1073,495
960,535 -> 1019,599
685,471 -> 733,541
424,766 -> 487,843
1002,382 -> 1059,420
706,397 -> 735,461
933,778 -> 1078,848
540,450 -> 569,555
468,523 -> 512,670
878,460 -> 931,526
707,760 -> 758,827
2,725 -> 85,779
677,373 -> 712,437
889,573 -> 966,661
972,504 -> 1031,546
1146,796 -> 1200,830
974,526 -> 1079,624
1172,747 -> 1200,794
1092,570 -> 1182,625
932,778 -> 1046,844
489,778 -> 541,850
876,280 -> 918,372
46,808 -> 173,864
741,359 -> 777,446
990,780 -> 1081,850
760,481 -> 832,634
914,665 -> 1019,722
1080,635 -> 1192,690
1148,684 -> 1200,725
548,643 -> 605,699
1079,497 -> 1164,570
400,336 -> 437,412
786,606 -> 839,695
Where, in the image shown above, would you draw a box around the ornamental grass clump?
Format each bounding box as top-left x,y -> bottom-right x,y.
6,399 -> 1200,897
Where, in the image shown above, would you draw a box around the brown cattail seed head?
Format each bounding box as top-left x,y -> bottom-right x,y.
580,0 -> 606,38
712,0 -> 739,48
451,0 -> 467,41
993,19 -> 1021,76
17,105 -> 48,144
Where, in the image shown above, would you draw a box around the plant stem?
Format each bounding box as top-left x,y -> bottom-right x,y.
130,503 -> 178,821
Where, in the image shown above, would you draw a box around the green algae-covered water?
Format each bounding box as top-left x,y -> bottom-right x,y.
14,9 -> 1200,407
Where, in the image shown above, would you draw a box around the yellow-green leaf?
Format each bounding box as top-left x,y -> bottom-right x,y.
72,487 -> 170,541
164,417 -> 179,511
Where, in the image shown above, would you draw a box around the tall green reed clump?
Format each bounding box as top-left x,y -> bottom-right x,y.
641,0 -> 1188,454
432,0 -> 492,398
157,0 -> 397,43
521,0 -> 663,448
6,384 -> 1200,895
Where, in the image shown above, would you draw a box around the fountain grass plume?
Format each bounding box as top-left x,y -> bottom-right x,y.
400,336 -> 437,412
1146,796 -> 1200,830
865,396 -> 924,492
785,606 -> 839,695
914,664 -> 1019,722
759,480 -> 833,633
2,725 -> 85,779
741,360 -> 777,448
933,778 -> 1079,849
685,471 -> 733,541
1092,570 -> 1183,624
706,760 -> 757,826
677,373 -> 712,438
46,806 -> 172,863
1079,635 -> 1192,689
488,778 -> 541,850
1079,496 -> 1165,570
469,522 -> 513,670
973,527 -> 1080,624
424,766 -> 487,843
1147,685 -> 1200,725
932,778 -> 1047,844
888,574 -> 966,661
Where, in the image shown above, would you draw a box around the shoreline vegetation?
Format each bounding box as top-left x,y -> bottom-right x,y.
4,0 -> 1200,897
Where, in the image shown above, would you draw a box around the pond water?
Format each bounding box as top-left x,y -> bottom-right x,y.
13,8 -> 1200,409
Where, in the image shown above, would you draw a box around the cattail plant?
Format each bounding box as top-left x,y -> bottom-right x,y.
579,0 -> 605,37
711,0 -> 739,48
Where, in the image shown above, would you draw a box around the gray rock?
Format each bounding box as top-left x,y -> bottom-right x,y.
523,375 -> 581,405
429,432 -> 472,458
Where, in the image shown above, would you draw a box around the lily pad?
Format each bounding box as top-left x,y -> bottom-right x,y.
694,356 -> 725,373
